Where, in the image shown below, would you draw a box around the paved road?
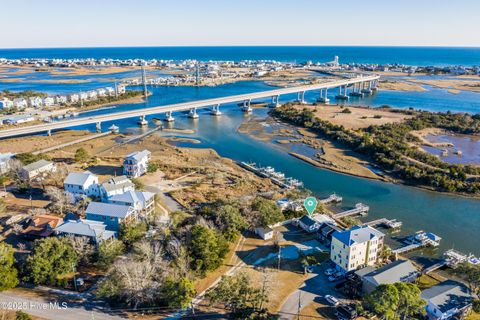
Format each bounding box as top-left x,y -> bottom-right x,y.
278,264 -> 346,320
0,291 -> 125,320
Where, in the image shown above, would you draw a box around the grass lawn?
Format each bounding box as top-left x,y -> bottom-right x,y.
467,312 -> 480,320
416,273 -> 440,290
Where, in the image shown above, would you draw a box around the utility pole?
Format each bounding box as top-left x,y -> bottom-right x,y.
277,245 -> 281,271
297,291 -> 302,320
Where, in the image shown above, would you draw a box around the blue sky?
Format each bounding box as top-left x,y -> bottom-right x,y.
1,0 -> 479,48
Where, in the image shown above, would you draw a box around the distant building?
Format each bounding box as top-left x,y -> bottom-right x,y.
355,260 -> 419,294
105,87 -> 115,96
117,85 -> 126,95
28,97 -> 43,108
55,95 -> 68,104
21,214 -> 64,239
123,150 -> 151,178
43,96 -> 55,107
4,114 -> 35,125
85,201 -> 136,231
421,280 -> 473,320
64,171 -> 99,198
87,91 -> 98,100
96,88 -> 107,97
20,159 -> 56,180
0,153 -> 14,174
99,175 -> 135,201
68,93 -> 80,103
0,98 -> 13,109
12,98 -> 28,109
109,190 -> 155,217
55,218 -> 115,245
330,225 -> 384,272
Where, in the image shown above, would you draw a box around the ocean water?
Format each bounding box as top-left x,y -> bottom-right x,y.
1,46 -> 480,66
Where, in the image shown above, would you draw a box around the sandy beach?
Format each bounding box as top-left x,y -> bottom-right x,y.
379,79 -> 427,92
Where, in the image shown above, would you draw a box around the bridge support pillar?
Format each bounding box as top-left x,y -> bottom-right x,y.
47,129 -> 51,136
188,108 -> 199,119
335,86 -> 349,101
164,111 -> 175,122
138,115 -> 148,126
296,91 -> 306,104
317,88 -> 330,103
96,122 -> 102,133
269,95 -> 281,108
242,99 -> 252,113
361,81 -> 373,95
211,104 -> 222,116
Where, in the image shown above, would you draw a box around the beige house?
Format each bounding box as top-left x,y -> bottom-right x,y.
21,159 -> 56,180
330,225 -> 384,273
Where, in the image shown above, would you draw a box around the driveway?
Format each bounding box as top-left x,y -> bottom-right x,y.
278,264 -> 348,320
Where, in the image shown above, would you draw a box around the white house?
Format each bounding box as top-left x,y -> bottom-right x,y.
0,153 -> 14,174
43,96 -> 55,107
55,95 -> 68,104
116,85 -> 126,95
255,227 -> 274,240
21,159 -> 56,180
105,87 -> 115,96
28,97 -> 43,108
330,225 -> 384,273
96,88 -> 107,97
87,91 -> 98,100
13,98 -> 28,109
64,171 -> 100,197
68,93 -> 80,103
421,280 -> 473,320
298,214 -> 335,233
123,150 -> 151,178
99,175 -> 135,201
79,92 -> 88,101
0,98 -> 13,109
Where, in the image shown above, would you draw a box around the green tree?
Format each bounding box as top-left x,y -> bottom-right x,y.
200,201 -> 247,241
161,277 -> 196,309
189,225 -> 229,274
15,153 -> 49,165
453,263 -> 480,296
119,221 -> 147,247
25,237 -> 78,286
206,272 -> 267,319
15,311 -> 32,320
95,239 -> 125,269
251,197 -> 284,228
0,243 -> 19,291
473,299 -> 480,313
364,283 -> 425,320
74,148 -> 90,163
147,162 -> 159,173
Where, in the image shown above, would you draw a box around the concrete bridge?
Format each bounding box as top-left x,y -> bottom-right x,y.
0,75 -> 379,139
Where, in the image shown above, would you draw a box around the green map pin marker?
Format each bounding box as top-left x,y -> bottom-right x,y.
303,197 -> 318,216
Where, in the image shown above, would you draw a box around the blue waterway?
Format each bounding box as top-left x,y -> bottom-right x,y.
1,46 -> 480,66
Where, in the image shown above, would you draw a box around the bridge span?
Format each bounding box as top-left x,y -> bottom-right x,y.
0,75 -> 379,139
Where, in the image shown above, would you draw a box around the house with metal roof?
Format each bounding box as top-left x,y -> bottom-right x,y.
99,175 -> 135,201
318,223 -> 342,246
22,214 -> 64,239
55,219 -> 115,245
331,225 -> 385,272
123,150 -> 151,178
64,171 -> 99,198
20,159 -> 56,180
85,201 -> 136,231
421,280 -> 473,320
108,190 -> 155,217
355,259 -> 419,294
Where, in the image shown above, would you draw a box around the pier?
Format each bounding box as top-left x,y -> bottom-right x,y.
423,249 -> 480,274
0,75 -> 380,139
238,162 -> 303,189
393,231 -> 441,255
363,218 -> 402,229
333,203 -> 369,218
319,193 -> 343,205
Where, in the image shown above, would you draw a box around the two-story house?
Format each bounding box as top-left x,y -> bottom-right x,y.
99,175 -> 135,201
85,201 -> 136,231
109,190 -> 155,218
330,225 -> 385,273
64,171 -> 99,198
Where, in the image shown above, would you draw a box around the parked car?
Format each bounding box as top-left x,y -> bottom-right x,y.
324,268 -> 336,276
325,295 -> 340,306
328,273 -> 343,282
336,304 -> 357,320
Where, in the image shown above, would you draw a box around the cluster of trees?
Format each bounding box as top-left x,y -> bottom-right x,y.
272,105 -> 480,194
363,282 -> 426,320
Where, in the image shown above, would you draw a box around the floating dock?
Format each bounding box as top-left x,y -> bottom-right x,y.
320,193 -> 343,205
363,218 -> 402,229
238,162 -> 303,189
393,231 -> 441,255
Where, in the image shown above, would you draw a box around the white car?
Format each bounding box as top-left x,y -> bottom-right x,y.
325,295 -> 339,306
324,268 -> 336,276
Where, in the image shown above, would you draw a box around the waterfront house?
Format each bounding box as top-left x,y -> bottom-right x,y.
68,93 -> 80,103
318,223 -> 342,246
331,225 -> 384,273
109,190 -> 155,217
55,95 -> 68,104
13,98 -> 28,109
355,260 -> 419,294
87,91 -> 98,100
64,171 -> 100,198
116,85 -> 126,95
255,227 -> 274,240
421,280 -> 473,320
21,214 -> 64,239
298,215 -> 321,233
79,92 -> 88,101
123,150 -> 151,178
85,201 -> 136,231
0,98 -> 13,109
20,159 -> 56,180
43,96 -> 55,107
99,175 -> 135,201
96,88 -> 107,97
55,218 -> 115,245
105,87 -> 115,96
28,97 -> 43,108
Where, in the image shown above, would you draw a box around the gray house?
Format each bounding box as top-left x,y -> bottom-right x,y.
421,280 -> 473,320
85,201 -> 136,231
55,219 -> 115,245
355,259 -> 419,294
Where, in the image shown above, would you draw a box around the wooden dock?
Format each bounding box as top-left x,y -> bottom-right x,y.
320,194 -> 343,205
334,203 -> 369,219
363,218 -> 402,229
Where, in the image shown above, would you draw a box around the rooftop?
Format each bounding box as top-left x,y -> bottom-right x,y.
55,219 -> 115,241
86,201 -> 133,218
124,150 -> 151,162
361,260 -> 418,286
64,171 -> 96,186
22,159 -> 53,172
333,225 -> 384,247
421,280 -> 473,314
